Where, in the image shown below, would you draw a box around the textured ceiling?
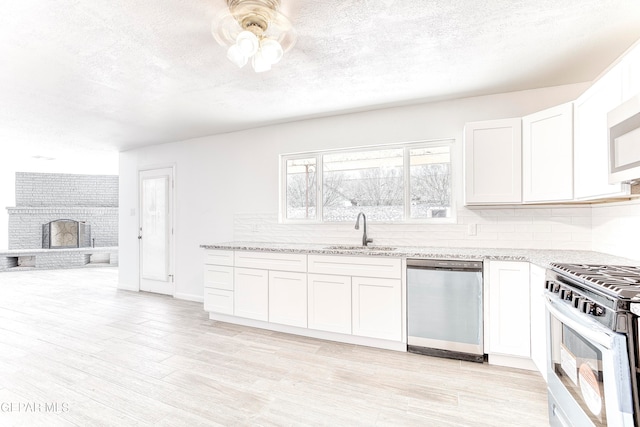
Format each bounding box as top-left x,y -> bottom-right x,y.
1,0 -> 640,155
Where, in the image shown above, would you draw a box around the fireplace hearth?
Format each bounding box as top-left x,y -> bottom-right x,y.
42,219 -> 91,249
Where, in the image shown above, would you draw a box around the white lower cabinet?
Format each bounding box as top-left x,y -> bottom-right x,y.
486,261 -> 531,359
307,273 -> 352,334
203,250 -> 234,315
529,264 -> 548,382
269,270 -> 307,328
204,250 -> 405,351
352,276 -> 401,341
234,267 -> 268,321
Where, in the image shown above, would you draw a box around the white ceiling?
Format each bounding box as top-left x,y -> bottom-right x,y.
2,0 -> 640,155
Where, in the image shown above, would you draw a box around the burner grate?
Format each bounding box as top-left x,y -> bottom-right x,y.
551,263 -> 640,300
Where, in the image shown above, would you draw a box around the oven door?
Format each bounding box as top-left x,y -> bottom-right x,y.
545,296 -> 634,427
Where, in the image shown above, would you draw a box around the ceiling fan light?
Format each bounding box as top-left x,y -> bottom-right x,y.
227,44 -> 248,68
235,30 -> 259,56
259,38 -> 283,64
252,50 -> 272,73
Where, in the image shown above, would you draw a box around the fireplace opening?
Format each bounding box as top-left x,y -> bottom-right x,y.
42,219 -> 91,249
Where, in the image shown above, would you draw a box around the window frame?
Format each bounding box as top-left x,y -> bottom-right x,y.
279,139 -> 455,224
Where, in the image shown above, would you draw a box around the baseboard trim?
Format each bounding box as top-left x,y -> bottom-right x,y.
175,293 -> 203,303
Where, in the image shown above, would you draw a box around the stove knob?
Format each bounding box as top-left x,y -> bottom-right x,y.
589,304 -> 605,317
572,295 -> 581,308
580,300 -> 590,313
580,301 -> 603,316
553,283 -> 561,293
563,290 -> 573,301
559,288 -> 572,300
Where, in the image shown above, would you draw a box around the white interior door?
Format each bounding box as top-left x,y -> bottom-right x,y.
139,167 -> 174,295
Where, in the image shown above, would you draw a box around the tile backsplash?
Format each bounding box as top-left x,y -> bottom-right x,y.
234,206 -> 594,251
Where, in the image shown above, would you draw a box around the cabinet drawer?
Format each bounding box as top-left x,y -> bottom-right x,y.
204,265 -> 233,290
204,250 -> 234,266
204,288 -> 234,315
308,255 -> 401,279
234,251 -> 307,272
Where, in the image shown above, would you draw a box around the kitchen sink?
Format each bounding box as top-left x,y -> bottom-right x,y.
323,245 -> 397,251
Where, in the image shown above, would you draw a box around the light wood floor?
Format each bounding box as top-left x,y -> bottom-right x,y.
0,268 -> 549,426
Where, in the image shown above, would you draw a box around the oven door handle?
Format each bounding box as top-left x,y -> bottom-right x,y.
544,295 -> 615,350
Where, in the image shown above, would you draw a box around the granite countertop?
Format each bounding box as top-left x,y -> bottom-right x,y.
200,241 -> 640,269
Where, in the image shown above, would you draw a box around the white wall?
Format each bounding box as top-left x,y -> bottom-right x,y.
119,82 -> 589,300
592,199 -> 640,260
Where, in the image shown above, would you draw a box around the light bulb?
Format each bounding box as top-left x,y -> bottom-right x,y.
260,39 -> 283,65
252,50 -> 271,72
227,44 -> 248,68
235,31 -> 259,56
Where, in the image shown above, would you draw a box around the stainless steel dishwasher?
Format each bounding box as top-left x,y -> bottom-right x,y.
407,259 -> 484,362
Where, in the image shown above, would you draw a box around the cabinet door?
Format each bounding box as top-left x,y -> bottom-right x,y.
529,264 -> 548,382
522,103 -> 573,202
307,274 -> 351,334
486,261 -> 530,358
464,118 -> 522,204
352,277 -> 401,341
574,64 -> 627,200
269,270 -> 307,328
234,267 -> 268,321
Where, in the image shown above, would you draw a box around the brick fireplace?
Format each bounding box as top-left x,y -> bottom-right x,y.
1,172 -> 119,271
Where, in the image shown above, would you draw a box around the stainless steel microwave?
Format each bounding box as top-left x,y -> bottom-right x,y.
608,93 -> 640,183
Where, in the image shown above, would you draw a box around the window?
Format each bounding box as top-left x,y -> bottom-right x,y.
281,140 -> 453,222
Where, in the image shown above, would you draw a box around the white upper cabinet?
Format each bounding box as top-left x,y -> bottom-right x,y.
522,103 -> 573,203
621,41 -> 640,102
574,62 -> 629,200
464,118 -> 522,205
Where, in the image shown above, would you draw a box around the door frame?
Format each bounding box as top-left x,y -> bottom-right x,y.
138,164 -> 176,295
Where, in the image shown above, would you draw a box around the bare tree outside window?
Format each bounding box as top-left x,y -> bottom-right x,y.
410,146 -> 452,219
323,149 -> 404,221
286,158 -> 316,219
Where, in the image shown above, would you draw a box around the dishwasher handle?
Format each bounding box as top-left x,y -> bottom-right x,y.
407,258 -> 483,271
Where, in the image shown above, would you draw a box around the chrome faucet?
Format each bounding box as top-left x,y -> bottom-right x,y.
354,212 -> 373,247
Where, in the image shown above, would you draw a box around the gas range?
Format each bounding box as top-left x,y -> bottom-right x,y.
546,263 -> 640,333
545,262 -> 640,427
